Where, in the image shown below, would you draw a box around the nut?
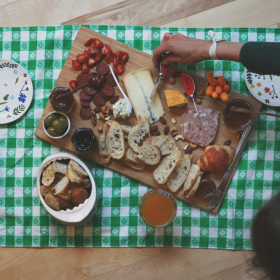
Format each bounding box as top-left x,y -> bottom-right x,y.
151,131 -> 160,136
229,128 -> 238,134
94,107 -> 101,113
170,126 -> 178,136
175,134 -> 184,141
169,77 -> 175,85
172,118 -> 177,124
189,143 -> 197,149
98,126 -> 103,133
194,97 -> 202,104
185,147 -> 193,154
159,116 -> 167,125
223,139 -> 231,146
101,105 -> 109,114
164,126 -> 169,135
150,125 -> 158,132
196,89 -> 204,96
183,144 -> 189,151
99,112 -> 105,120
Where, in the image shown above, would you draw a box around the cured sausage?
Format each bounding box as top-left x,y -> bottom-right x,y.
89,73 -> 106,90
84,86 -> 97,96
110,95 -> 119,104
80,100 -> 91,107
79,90 -> 92,101
93,93 -> 106,106
96,63 -> 109,76
106,73 -> 117,87
101,84 -> 115,98
80,106 -> 92,120
76,73 -> 90,86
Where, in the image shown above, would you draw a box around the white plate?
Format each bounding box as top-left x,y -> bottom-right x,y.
244,68 -> 280,107
0,59 -> 33,124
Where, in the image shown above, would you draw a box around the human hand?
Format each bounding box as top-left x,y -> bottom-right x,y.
152,32 -> 212,68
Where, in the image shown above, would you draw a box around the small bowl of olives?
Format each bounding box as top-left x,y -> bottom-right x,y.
43,111 -> 70,139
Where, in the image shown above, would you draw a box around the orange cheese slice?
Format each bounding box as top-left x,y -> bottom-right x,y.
164,90 -> 187,107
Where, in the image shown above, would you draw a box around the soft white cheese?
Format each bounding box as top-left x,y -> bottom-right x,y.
113,98 -> 131,119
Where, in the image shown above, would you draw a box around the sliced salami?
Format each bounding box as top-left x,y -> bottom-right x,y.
84,86 -> 97,96
180,108 -> 220,147
106,73 -> 117,87
93,93 -> 106,106
80,100 -> 91,107
79,90 -> 92,101
110,95 -> 119,104
101,84 -> 115,98
80,106 -> 92,120
76,73 -> 90,86
96,63 -> 109,76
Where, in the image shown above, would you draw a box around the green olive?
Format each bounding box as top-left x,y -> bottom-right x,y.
44,113 -> 59,127
59,115 -> 68,127
52,119 -> 67,134
47,126 -> 61,137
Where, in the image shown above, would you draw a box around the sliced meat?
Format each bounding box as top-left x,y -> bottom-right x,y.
110,95 -> 119,104
101,84 -> 115,98
76,73 -> 90,86
93,93 -> 106,106
96,63 -> 109,76
79,90 -> 92,101
180,109 -> 220,147
106,73 -> 117,87
84,86 -> 97,96
80,106 -> 92,120
80,100 -> 91,107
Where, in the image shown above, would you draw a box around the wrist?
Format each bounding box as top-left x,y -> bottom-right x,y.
200,40 -> 212,60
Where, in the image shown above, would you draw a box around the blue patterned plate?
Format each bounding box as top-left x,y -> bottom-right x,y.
0,59 -> 33,124
244,68 -> 280,107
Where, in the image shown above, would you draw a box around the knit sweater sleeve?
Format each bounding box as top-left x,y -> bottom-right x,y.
240,42 -> 280,75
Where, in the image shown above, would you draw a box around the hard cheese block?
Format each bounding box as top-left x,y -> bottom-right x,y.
164,90 -> 187,107
122,69 -> 165,124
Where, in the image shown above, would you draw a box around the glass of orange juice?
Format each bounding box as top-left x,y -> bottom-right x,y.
139,189 -> 177,227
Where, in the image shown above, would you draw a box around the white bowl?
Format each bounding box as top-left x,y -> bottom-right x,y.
36,152 -> 98,226
43,111 -> 70,139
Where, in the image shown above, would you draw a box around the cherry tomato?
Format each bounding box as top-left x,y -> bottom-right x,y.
87,57 -> 98,67
72,60 -> 82,70
113,56 -> 120,67
121,52 -> 129,65
114,50 -> 123,58
76,54 -> 86,64
104,51 -> 113,63
84,38 -> 93,47
88,46 -> 97,57
95,52 -> 103,62
84,50 -> 89,58
100,44 -> 111,55
114,64 -> 124,74
82,63 -> 89,74
69,80 -> 78,90
93,38 -> 103,49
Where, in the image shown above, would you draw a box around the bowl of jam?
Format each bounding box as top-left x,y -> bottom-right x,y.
71,128 -> 96,151
223,99 -> 255,130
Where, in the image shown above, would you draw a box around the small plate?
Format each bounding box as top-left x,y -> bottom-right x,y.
244,68 -> 280,107
0,59 -> 33,124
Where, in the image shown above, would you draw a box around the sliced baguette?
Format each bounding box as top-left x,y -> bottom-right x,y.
55,196 -> 73,210
71,187 -> 89,207
120,124 -> 132,134
41,163 -> 55,186
105,121 -> 125,159
122,159 -> 146,171
67,164 -> 90,184
136,142 -> 161,165
45,193 -> 60,211
53,162 -> 68,174
183,164 -> 203,195
167,154 -> 193,192
53,176 -> 70,195
40,185 -> 54,198
69,160 -> 89,178
98,132 -> 111,164
150,135 -> 179,156
153,150 -> 181,184
127,116 -> 150,153
125,148 -> 141,164
186,176 -> 201,198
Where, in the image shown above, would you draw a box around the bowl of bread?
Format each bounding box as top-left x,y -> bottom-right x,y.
36,152 -> 98,226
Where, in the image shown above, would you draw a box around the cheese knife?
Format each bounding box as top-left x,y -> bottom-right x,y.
207,124 -> 255,211
150,51 -> 171,99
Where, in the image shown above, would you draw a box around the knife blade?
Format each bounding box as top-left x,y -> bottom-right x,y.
207,124 -> 255,211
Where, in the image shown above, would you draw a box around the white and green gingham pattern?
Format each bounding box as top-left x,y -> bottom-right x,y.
0,25 -> 280,248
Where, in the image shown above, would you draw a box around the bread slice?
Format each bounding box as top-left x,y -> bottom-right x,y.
186,176 -> 201,198
150,135 -> 178,156
120,124 -> 132,134
55,197 -> 73,210
127,117 -> 150,153
136,142 -> 161,165
40,185 -> 54,198
125,148 -> 141,164
71,187 -> 89,207
45,193 -> 60,211
105,121 -> 125,159
53,176 -> 70,195
167,154 -> 193,192
53,162 -> 67,174
67,164 -> 90,184
122,159 -> 146,171
153,150 -> 181,184
69,160 -> 89,178
41,163 -> 55,186
98,132 -> 111,164
183,164 -> 203,195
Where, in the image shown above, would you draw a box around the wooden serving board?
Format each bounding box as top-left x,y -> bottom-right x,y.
35,26 -> 262,213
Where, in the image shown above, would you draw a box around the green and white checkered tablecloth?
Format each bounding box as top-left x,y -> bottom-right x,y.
0,25 -> 280,248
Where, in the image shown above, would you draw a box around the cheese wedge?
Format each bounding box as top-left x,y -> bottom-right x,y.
122,69 -> 165,124
164,90 -> 187,107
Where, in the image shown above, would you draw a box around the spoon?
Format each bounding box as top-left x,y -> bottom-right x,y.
231,107 -> 280,118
